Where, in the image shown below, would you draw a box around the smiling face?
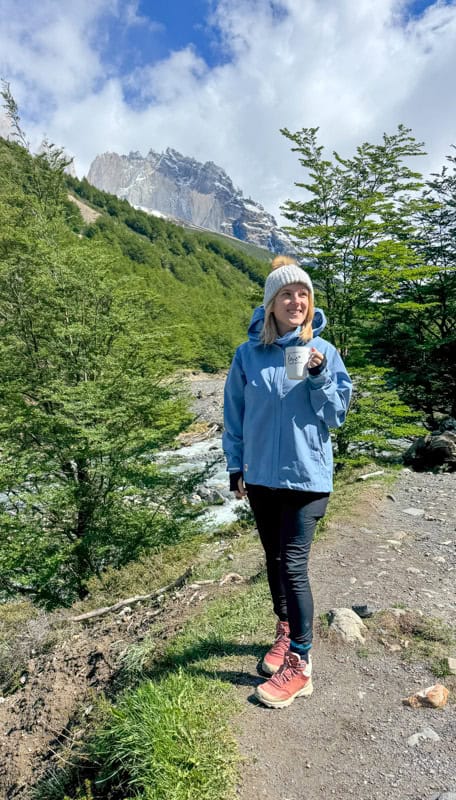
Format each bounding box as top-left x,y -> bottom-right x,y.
272,283 -> 310,335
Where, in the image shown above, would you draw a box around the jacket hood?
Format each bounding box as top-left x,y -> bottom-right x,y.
247,304 -> 327,345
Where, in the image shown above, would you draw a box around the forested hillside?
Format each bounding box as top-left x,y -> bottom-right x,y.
0,119 -> 270,608
64,173 -> 272,373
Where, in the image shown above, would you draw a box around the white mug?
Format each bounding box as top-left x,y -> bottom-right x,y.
285,346 -> 311,380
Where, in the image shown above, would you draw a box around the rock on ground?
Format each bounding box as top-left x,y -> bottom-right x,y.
328,607 -> 368,644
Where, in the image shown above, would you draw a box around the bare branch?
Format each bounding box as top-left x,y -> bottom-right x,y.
69,566 -> 194,622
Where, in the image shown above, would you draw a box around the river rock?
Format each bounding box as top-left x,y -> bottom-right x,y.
402,508 -> 425,517
328,608 -> 368,645
404,431 -> 456,470
407,726 -> 441,747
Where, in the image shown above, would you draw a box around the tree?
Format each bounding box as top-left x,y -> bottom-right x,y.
333,367 -> 423,463
281,125 -> 429,359
0,91 -> 199,606
373,154 -> 456,420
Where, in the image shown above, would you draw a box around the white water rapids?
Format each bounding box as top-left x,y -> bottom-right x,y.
159,436 -> 244,529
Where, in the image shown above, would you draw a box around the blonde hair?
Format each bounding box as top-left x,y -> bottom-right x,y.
270,255 -> 298,270
261,256 -> 314,345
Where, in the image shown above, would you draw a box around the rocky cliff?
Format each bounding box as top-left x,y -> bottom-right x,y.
87,148 -> 293,253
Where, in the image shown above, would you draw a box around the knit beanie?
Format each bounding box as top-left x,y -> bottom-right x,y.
263,264 -> 314,308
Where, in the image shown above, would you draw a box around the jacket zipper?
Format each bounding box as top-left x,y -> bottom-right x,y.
271,346 -> 285,485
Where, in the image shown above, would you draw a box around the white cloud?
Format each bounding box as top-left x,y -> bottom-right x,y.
121,0 -> 163,31
1,0 -> 456,220
131,48 -> 209,104
0,0 -> 113,125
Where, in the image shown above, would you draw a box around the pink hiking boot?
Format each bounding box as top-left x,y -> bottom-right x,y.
262,620 -> 290,675
256,650 -> 313,708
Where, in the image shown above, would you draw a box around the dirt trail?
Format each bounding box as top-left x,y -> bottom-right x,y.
0,470 -> 454,800
0,370 -> 454,799
236,469 -> 456,800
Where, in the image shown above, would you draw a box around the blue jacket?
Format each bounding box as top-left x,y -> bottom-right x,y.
223,306 -> 352,492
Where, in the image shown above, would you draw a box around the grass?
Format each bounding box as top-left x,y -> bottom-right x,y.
119,573 -> 271,686
26,461 -> 406,799
366,609 -> 455,670
88,671 -> 240,800
71,535 -> 210,613
163,577 -> 271,667
87,579 -> 273,799
315,460 -> 399,541
192,532 -> 262,584
431,657 -> 453,679
34,577 -> 272,800
318,612 -> 330,635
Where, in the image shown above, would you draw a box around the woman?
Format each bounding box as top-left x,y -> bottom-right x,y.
223,256 -> 352,708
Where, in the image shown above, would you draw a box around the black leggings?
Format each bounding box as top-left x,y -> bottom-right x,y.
246,484 -> 329,647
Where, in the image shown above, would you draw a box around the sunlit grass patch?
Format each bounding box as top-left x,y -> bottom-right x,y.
120,574 -> 271,685
315,463 -> 398,541
89,671 -> 240,800
163,576 -> 271,668
89,581 -> 274,799
192,529 -> 263,584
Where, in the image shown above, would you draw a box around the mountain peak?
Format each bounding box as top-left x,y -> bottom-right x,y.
87,148 -> 293,253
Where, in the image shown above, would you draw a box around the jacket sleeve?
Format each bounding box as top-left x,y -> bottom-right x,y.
307,345 -> 352,428
222,349 -> 246,472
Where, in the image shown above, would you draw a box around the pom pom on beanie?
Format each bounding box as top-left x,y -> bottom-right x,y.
263,260 -> 314,308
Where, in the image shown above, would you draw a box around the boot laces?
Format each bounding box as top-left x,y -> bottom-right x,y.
268,623 -> 289,657
268,651 -> 304,688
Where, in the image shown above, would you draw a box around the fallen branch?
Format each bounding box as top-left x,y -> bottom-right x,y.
69,566 -> 194,622
188,579 -> 217,588
357,470 -> 385,481
187,590 -> 199,605
189,573 -> 245,589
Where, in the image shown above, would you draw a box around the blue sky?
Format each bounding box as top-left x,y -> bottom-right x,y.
97,1 -> 292,76
1,0 -> 456,220
99,1 -> 226,79
97,1 -> 230,106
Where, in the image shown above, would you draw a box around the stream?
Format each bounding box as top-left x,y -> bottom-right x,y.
159,436 -> 242,529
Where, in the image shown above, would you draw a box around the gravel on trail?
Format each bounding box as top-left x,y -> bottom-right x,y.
236,469 -> 456,800
143,375 -> 456,798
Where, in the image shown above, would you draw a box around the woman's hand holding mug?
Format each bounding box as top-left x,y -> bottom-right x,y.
308,347 -> 324,369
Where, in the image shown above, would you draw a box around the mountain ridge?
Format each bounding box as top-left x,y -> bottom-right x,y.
87,147 -> 294,254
